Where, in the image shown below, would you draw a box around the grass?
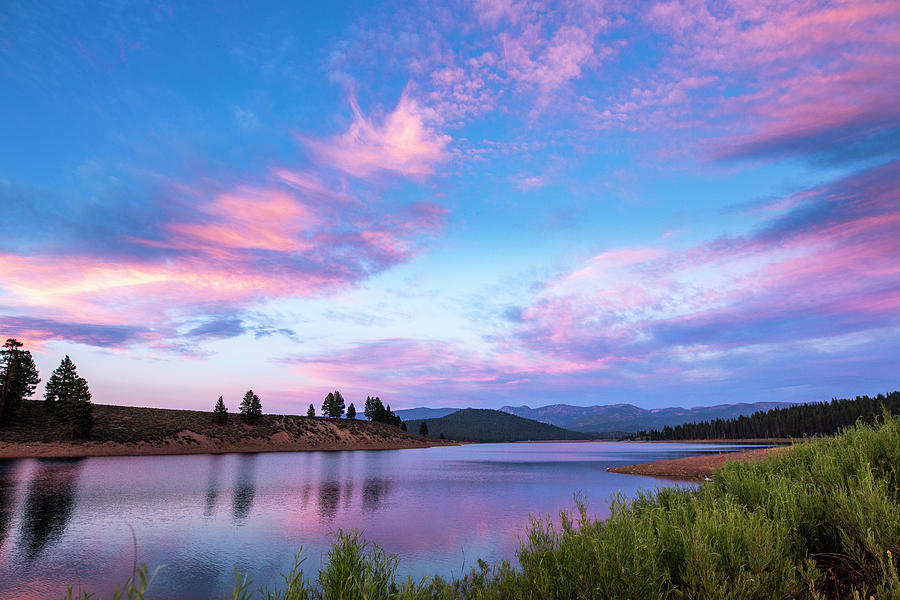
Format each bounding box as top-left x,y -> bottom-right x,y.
65,414 -> 900,599
0,400 -> 422,447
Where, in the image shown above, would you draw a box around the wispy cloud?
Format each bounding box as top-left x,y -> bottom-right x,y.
0,169 -> 447,350
306,90 -> 451,179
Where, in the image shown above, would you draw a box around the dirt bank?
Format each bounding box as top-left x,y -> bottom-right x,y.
0,400 -> 455,459
607,446 -> 787,481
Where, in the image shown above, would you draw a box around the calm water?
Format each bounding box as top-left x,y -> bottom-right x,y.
0,442 -> 756,599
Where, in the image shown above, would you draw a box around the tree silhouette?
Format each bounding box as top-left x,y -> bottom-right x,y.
0,338 -> 40,426
322,390 -> 346,418
333,391 -> 346,418
346,403 -> 356,419
240,389 -> 262,423
45,356 -> 93,439
212,396 -> 228,424
307,403 -> 316,417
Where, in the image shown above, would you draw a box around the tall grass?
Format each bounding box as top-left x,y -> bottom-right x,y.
66,415 -> 900,599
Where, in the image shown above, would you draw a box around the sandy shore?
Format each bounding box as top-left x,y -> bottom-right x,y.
607,446 -> 787,481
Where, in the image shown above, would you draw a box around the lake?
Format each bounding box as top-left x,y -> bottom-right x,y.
0,442 -> 756,599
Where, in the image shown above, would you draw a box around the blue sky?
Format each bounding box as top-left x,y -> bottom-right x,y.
1,0 -> 898,413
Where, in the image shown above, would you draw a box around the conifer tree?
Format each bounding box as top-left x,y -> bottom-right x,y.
419,421 -> 429,436
307,403 -> 315,417
213,396 -> 228,424
0,338 -> 41,426
346,403 -> 356,419
45,355 -> 93,439
240,389 -> 262,423
322,392 -> 335,417
333,390 -> 346,418
364,396 -> 376,420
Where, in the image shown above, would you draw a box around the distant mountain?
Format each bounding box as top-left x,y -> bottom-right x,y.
395,407 -> 462,421
405,409 -> 593,443
499,402 -> 796,434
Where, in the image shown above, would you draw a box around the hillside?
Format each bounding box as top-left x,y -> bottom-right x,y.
405,408 -> 593,442
500,401 -> 796,434
636,391 -> 900,440
394,406 -> 462,421
0,400 -> 439,458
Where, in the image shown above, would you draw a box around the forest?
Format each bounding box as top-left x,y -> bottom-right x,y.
633,391 -> 900,440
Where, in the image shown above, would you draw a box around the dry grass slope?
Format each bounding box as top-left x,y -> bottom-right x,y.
0,400 -> 439,457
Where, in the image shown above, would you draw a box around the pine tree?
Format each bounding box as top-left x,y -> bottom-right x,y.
419,421 -> 429,436
346,403 -> 356,419
213,396 -> 228,424
307,403 -> 316,417
322,392 -> 335,417
372,397 -> 386,421
364,396 -> 376,420
333,390 -> 346,418
0,338 -> 41,426
44,355 -> 78,412
240,389 -> 262,423
66,377 -> 93,438
45,356 -> 93,439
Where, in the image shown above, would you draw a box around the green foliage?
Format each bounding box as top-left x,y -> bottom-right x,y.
213,396 -> 228,424
405,409 -> 589,443
322,391 -> 346,418
45,355 -> 93,439
364,396 -> 404,428
63,563 -> 163,600
418,421 -> 429,436
346,403 -> 356,419
240,390 -> 263,423
637,390 -> 900,440
0,338 -> 41,426
307,403 -> 316,418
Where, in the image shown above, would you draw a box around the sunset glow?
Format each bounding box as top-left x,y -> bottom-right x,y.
1,0 -> 897,411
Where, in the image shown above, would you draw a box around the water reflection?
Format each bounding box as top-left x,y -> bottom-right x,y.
204,455 -> 223,517
0,462 -> 18,549
317,481 -> 341,520
362,477 -> 392,513
232,454 -> 257,522
19,459 -> 81,562
0,442 -> 750,598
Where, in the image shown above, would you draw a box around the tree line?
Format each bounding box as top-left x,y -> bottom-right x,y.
209,390 -> 408,431
0,338 -> 94,439
633,391 -> 900,440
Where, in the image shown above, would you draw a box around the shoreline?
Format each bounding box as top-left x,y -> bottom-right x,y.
0,437 -> 455,459
607,446 -> 788,481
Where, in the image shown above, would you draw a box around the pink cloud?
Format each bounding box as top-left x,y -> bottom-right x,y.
515,161 -> 900,365
306,90 -> 451,179
639,0 -> 900,158
0,173 -> 448,351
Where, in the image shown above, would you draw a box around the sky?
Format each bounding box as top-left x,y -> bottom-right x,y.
0,0 -> 898,413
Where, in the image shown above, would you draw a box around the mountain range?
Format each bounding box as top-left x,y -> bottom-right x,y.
396,402 -> 795,435
498,402 -> 796,434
